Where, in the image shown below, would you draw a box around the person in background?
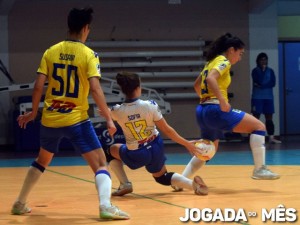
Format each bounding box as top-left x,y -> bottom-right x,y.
11,7 -> 129,220
103,72 -> 208,197
172,33 -> 280,192
251,52 -> 281,144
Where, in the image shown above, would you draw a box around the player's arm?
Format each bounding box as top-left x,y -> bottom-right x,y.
89,77 -> 116,136
260,69 -> 276,88
251,69 -> 261,87
18,73 -> 47,128
193,74 -> 202,96
206,69 -> 230,112
155,118 -> 197,155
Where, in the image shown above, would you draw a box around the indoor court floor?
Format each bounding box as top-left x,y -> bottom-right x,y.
0,136 -> 299,225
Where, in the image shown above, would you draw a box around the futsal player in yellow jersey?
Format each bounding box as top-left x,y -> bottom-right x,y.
173,33 -> 280,193
38,40 -> 100,127
199,55 -> 231,103
11,7 -> 129,220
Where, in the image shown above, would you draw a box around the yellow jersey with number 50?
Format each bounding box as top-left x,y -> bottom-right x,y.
199,55 -> 231,102
37,40 -> 101,127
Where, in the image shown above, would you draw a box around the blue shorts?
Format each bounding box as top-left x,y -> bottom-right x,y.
119,135 -> 166,173
251,99 -> 274,115
40,120 -> 101,154
196,104 -> 245,141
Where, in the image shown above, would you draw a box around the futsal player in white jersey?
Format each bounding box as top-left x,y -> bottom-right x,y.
104,72 -> 208,196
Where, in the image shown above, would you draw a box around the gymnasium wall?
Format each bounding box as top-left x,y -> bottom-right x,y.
5,0 -> 249,142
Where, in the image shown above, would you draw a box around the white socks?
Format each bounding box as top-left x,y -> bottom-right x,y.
171,173 -> 193,190
17,166 -> 43,204
95,171 -> 112,207
109,159 -> 129,184
182,156 -> 206,178
250,133 -> 266,170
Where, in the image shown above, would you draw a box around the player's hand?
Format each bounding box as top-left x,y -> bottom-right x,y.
185,141 -> 198,156
220,101 -> 231,112
17,111 -> 35,129
106,120 -> 117,137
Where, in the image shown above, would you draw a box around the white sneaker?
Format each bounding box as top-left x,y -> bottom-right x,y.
192,176 -> 208,195
100,204 -> 130,220
252,165 -> 280,180
112,182 -> 133,196
11,201 -> 31,215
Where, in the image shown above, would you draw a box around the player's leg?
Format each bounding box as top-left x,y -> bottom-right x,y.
265,113 -> 274,136
251,98 -> 262,120
172,105 -> 219,191
181,139 -> 219,179
171,156 -> 206,192
82,148 -> 129,219
233,113 -> 280,179
143,136 -> 196,192
264,99 -> 281,144
152,165 -> 208,195
108,144 -> 132,196
11,124 -> 59,215
11,147 -> 54,215
74,121 -> 129,220
265,113 -> 280,143
172,140 -> 217,192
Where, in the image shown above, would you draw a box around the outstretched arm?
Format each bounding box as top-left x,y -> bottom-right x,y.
155,118 -> 197,155
89,77 -> 116,137
193,74 -> 202,97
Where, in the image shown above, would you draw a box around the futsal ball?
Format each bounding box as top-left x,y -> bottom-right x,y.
194,139 -> 216,161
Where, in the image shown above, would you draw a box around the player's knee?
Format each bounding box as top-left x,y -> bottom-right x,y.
256,120 -> 266,131
31,161 -> 45,173
154,172 -> 174,186
250,131 -> 266,148
103,146 -> 116,163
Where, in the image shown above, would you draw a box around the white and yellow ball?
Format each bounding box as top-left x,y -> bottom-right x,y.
194,139 -> 216,161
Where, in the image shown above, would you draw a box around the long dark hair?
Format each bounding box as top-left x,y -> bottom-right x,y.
116,72 -> 141,98
205,33 -> 245,62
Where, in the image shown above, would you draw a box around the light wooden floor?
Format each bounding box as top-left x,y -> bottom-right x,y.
1,164 -> 299,225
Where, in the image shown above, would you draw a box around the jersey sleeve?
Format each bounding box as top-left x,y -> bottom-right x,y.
37,50 -> 49,76
110,104 -> 120,121
148,100 -> 163,121
212,56 -> 230,77
87,50 -> 101,79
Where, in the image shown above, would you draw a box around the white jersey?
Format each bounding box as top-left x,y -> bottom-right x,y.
111,99 -> 162,150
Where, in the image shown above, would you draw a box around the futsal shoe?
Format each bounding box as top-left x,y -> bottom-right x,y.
112,182 -> 133,196
192,176 -> 208,195
100,204 -> 130,220
252,165 -> 280,180
11,201 -> 32,215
